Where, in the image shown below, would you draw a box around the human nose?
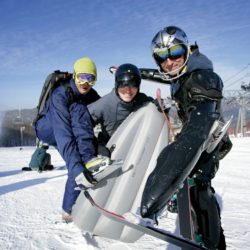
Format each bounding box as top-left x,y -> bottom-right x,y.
161,58 -> 173,69
123,86 -> 131,92
164,57 -> 175,65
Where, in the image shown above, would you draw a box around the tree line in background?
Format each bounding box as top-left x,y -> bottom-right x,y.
0,100 -> 248,147
0,109 -> 37,147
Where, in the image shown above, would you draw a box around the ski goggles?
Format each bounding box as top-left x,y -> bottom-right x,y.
76,73 -> 96,86
116,73 -> 141,89
153,44 -> 186,63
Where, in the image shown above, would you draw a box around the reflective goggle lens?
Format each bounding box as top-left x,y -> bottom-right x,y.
153,44 -> 186,63
116,79 -> 139,89
77,73 -> 95,85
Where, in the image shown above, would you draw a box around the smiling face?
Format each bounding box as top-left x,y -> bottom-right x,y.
74,72 -> 96,94
151,27 -> 189,78
73,57 -> 97,95
117,86 -> 138,102
74,79 -> 92,94
160,55 -> 185,76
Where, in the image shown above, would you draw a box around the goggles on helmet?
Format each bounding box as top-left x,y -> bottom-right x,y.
116,79 -> 140,89
153,44 -> 186,64
76,73 -> 96,86
116,74 -> 141,89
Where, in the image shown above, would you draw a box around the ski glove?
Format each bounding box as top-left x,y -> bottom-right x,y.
217,134 -> 233,160
75,155 -> 112,189
75,169 -> 97,189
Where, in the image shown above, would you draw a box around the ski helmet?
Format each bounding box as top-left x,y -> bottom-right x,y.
151,26 -> 190,79
115,63 -> 141,90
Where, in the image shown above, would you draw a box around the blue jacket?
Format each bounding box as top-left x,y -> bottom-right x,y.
35,79 -> 100,178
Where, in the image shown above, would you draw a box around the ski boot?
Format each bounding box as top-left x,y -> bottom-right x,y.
62,212 -> 73,223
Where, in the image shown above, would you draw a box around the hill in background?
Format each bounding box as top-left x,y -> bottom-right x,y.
1,96 -> 249,147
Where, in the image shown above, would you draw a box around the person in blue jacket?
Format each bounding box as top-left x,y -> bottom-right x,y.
34,57 -> 113,222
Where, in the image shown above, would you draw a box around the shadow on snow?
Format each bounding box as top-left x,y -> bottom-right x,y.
0,173 -> 67,196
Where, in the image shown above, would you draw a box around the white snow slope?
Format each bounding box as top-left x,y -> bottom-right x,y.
0,137 -> 249,250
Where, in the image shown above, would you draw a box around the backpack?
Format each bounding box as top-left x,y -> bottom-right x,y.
33,70 -> 74,126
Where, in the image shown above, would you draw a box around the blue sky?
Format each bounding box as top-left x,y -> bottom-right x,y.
1,0 -> 250,110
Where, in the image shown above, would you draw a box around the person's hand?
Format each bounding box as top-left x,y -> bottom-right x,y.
218,134 -> 233,160
154,97 -> 173,113
75,156 -> 113,189
75,169 -> 97,189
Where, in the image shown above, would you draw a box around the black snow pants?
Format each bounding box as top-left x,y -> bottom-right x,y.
190,151 -> 226,250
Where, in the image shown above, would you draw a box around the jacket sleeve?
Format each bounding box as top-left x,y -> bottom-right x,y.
141,100 -> 220,217
50,88 -> 95,178
87,98 -> 105,125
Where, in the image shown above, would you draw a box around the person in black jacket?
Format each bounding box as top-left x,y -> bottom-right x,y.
140,26 -> 232,250
88,63 -> 153,156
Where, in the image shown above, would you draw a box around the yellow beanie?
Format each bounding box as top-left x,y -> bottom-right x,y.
74,57 -> 97,80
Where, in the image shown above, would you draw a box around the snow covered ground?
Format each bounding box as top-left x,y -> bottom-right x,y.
0,137 -> 249,250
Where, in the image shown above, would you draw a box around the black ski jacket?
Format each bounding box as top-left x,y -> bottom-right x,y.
141,49 -> 232,218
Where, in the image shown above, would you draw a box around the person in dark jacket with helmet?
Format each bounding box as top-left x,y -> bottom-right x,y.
88,63 -> 153,154
140,26 -> 232,250
35,57 -> 114,222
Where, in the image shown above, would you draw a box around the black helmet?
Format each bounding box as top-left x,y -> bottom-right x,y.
115,63 -> 141,90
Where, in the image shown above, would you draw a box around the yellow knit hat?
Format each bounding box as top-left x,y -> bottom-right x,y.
74,57 -> 97,80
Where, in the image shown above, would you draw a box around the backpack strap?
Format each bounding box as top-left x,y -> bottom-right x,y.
61,81 -> 75,106
32,71 -> 74,126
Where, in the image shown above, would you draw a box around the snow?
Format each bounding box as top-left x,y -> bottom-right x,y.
0,137 -> 250,250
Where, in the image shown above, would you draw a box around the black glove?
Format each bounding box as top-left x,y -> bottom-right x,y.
218,134 -> 233,160
153,98 -> 172,113
75,169 -> 97,189
83,169 -> 97,184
